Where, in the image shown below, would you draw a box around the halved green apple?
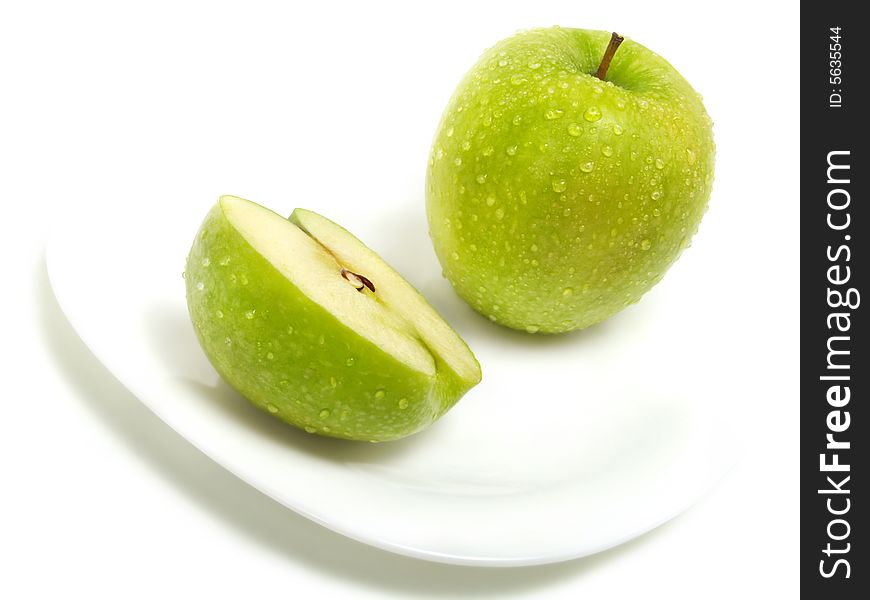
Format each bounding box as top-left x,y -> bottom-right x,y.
185,196 -> 481,441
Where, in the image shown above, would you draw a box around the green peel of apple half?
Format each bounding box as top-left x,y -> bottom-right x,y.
185,196 -> 481,442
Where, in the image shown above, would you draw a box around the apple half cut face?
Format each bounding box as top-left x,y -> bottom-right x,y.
185,196 -> 481,442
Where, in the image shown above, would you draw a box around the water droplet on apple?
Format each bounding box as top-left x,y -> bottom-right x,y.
286,326 -> 294,334
240,274 -> 249,285
529,61 -> 541,69
451,251 -> 460,260
601,145 -> 613,157
319,409 -> 331,419
485,196 -> 495,206
551,178 -> 568,193
318,335 -> 325,345
266,352 -> 274,360
563,208 -> 571,216
345,357 -> 355,367
224,337 -> 232,346
461,140 -> 471,151
567,123 -> 582,136
374,390 -> 385,400
195,282 -> 204,291
506,145 -> 518,156
510,74 -> 525,85
398,398 -> 409,410
482,146 -> 494,156
476,174 -> 488,184
530,244 -> 539,252
655,158 -> 665,170
340,410 -> 350,420
686,148 -> 697,164
615,98 -> 626,110
544,108 -> 564,120
580,161 -> 595,173
651,191 -> 662,200
512,114 -> 523,125
583,107 -> 602,122
640,239 -> 652,250
525,325 -> 540,333
653,208 -> 662,217
562,287 -> 573,297
495,208 -> 505,220
245,309 -> 255,319
219,256 -> 231,266
304,426 -> 317,434
201,258 -> 210,267
330,377 -> 337,388
498,58 -> 508,67
612,124 -> 624,136
453,157 -> 462,166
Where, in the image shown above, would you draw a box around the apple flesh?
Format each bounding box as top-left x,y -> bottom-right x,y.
426,28 -> 715,333
185,196 -> 481,441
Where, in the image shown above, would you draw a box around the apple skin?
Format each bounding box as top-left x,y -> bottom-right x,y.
427,28 -> 715,333
185,199 -> 474,442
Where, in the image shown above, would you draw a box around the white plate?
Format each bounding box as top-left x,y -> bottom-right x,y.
47,196 -> 737,567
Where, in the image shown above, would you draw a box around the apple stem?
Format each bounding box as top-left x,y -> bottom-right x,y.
341,268 -> 376,293
595,32 -> 624,81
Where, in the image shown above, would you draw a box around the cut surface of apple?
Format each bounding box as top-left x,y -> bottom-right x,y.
288,207 -> 481,383
185,196 -> 481,441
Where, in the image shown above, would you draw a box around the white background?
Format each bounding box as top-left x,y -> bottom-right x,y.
1,1 -> 798,598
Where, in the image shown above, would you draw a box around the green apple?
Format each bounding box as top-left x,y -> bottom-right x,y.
427,28 -> 715,333
185,196 -> 481,442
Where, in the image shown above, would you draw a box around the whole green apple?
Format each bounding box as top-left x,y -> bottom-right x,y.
185,196 -> 481,441
426,28 -> 715,333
